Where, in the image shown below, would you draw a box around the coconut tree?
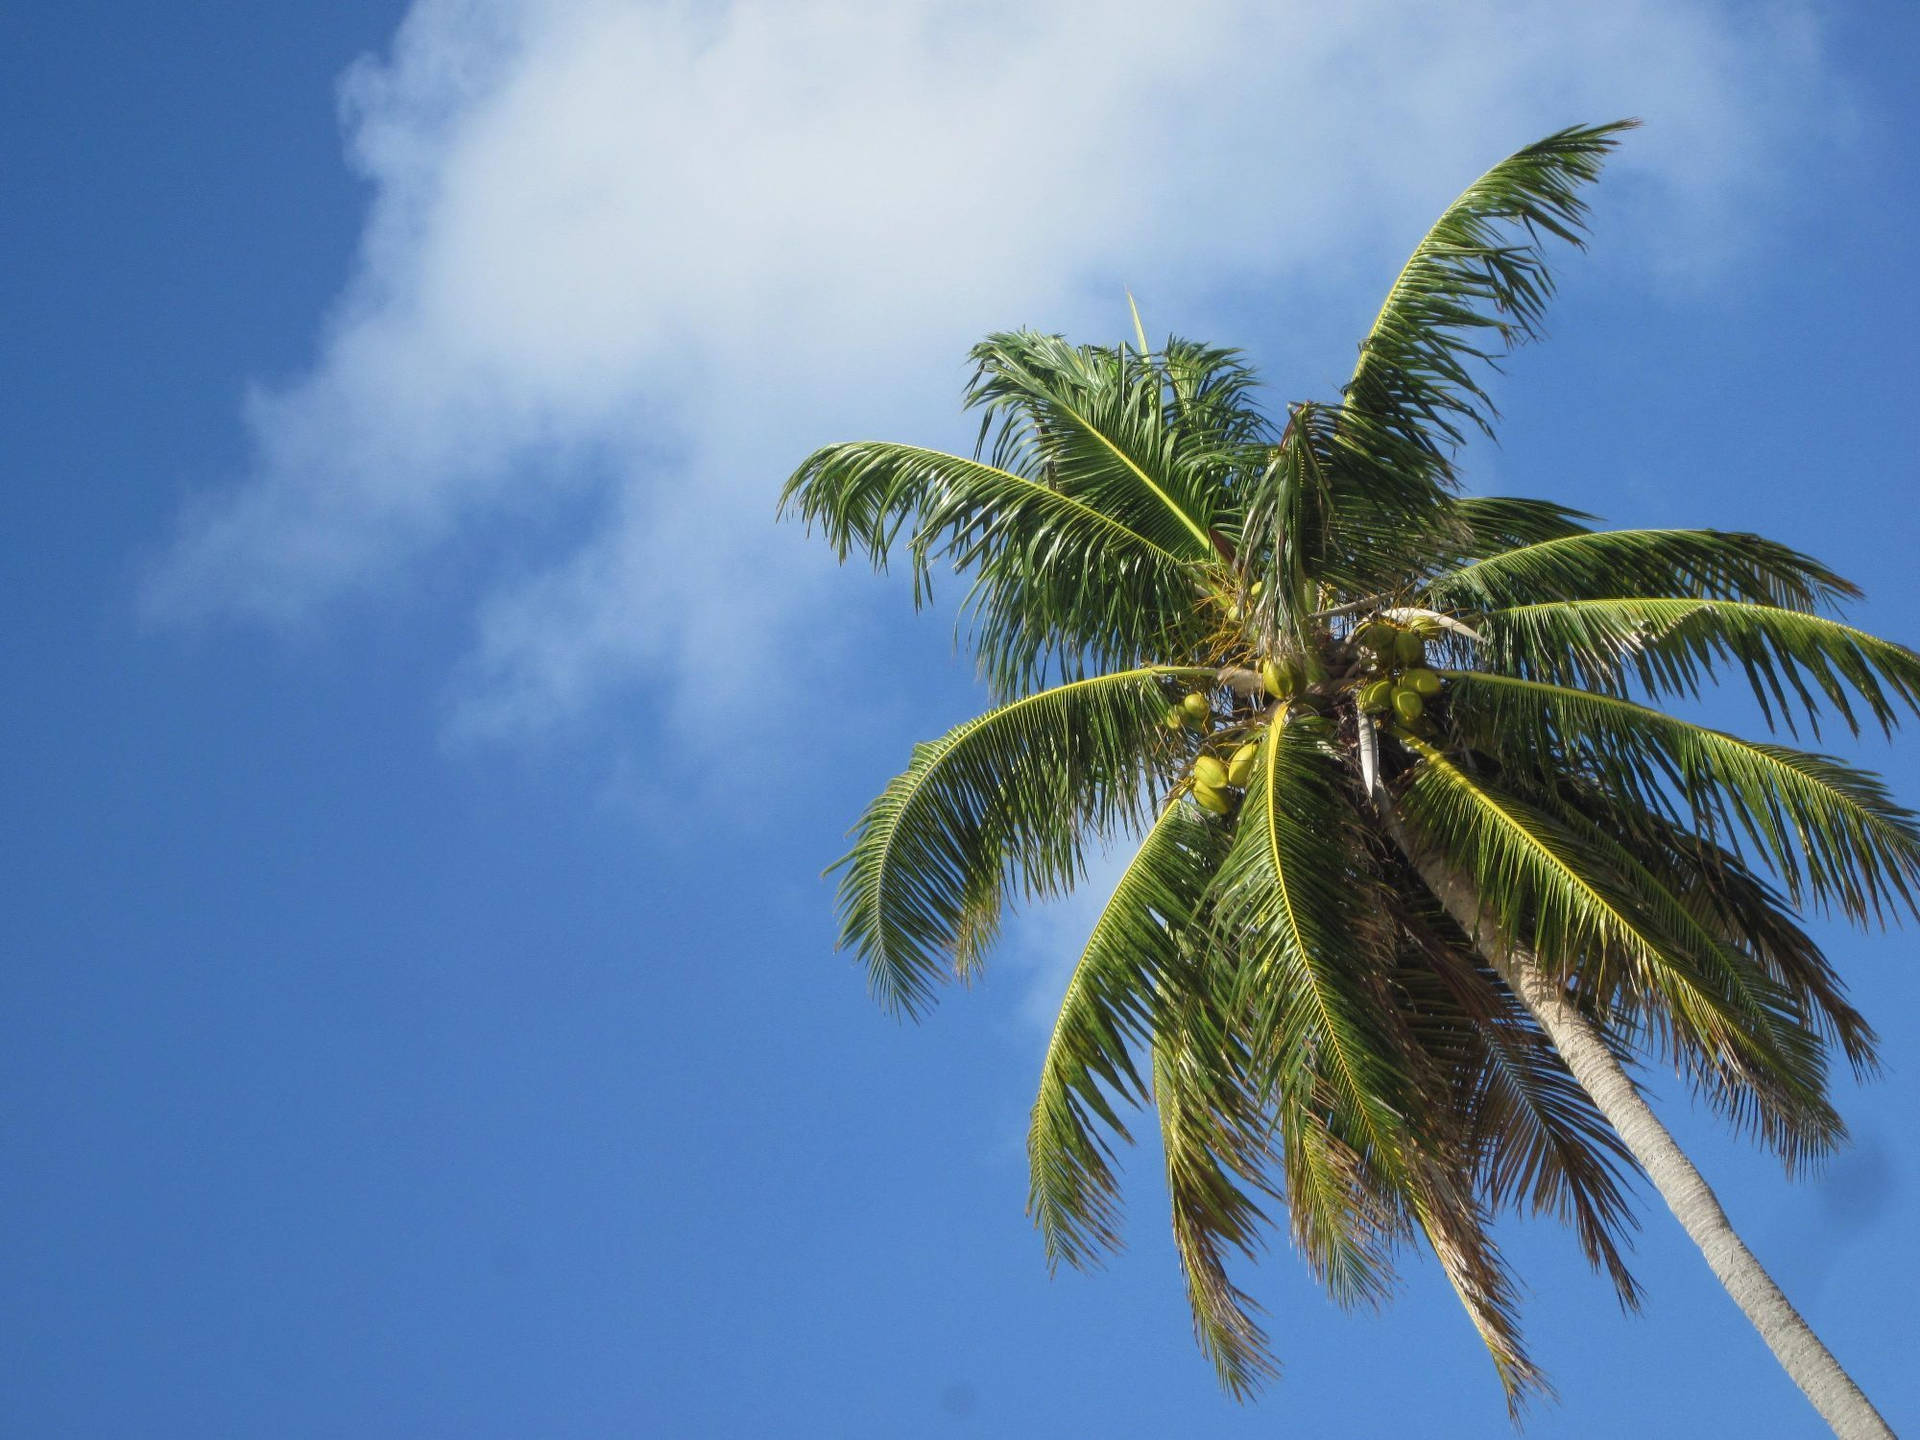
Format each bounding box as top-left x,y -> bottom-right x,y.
778,123 -> 1909,1436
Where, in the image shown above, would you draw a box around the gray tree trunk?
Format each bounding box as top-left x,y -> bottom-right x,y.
1365,755 -> 1895,1438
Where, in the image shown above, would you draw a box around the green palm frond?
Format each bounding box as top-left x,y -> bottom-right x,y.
1533,789 -> 1844,1170
1238,403 -> 1335,633
1342,121 -> 1635,485
1548,789 -> 1880,1079
1153,985 -> 1285,1399
1444,672 -> 1920,922
778,440 -> 1207,695
1211,722 -> 1413,1181
1482,598 -> 1920,736
1157,337 -> 1273,452
1436,496 -> 1596,561
1394,736 -> 1656,980
1398,739 -> 1842,1166
833,665 -> 1215,1016
1028,799 -> 1231,1270
1430,529 -> 1858,612
967,331 -> 1233,561
1204,721 -> 1410,1310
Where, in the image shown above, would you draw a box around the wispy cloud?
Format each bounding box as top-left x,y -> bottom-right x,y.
144,0 -> 1841,741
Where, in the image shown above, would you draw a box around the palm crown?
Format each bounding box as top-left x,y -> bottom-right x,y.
780,122 -> 1916,1426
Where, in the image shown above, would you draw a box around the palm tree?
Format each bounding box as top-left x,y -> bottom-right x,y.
779,123 -> 1910,1436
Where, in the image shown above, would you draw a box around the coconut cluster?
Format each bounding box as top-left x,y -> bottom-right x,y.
1190,737 -> 1259,814
1351,618 -> 1446,735
1162,687 -> 1255,814
1165,651 -> 1341,817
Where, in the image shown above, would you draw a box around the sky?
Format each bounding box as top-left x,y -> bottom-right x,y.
3,1 -> 1918,1435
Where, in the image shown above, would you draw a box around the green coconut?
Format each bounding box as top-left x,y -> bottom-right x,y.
1192,781 -> 1233,815
1164,705 -> 1189,731
1407,667 -> 1443,698
1226,742 -> 1258,788
1395,629 -> 1427,665
1182,691 -> 1212,722
1261,658 -> 1295,699
1353,620 -> 1391,653
1392,688 -> 1425,724
1359,679 -> 1393,713
1193,754 -> 1228,789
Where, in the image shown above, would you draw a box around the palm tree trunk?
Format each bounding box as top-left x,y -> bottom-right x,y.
1357,731 -> 1895,1437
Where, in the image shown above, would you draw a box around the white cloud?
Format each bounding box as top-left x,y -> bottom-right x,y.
144,0 -> 1843,739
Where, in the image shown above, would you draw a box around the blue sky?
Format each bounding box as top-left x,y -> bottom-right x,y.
4,2 -> 1918,1435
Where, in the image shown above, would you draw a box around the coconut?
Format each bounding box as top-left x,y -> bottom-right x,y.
1360,679 -> 1393,713
1164,705 -> 1189,731
1392,688 -> 1425,724
1182,691 -> 1211,722
1396,629 -> 1427,665
1407,668 -> 1443,698
1353,620 -> 1391,653
1261,658 -> 1295,699
1193,782 -> 1233,815
1193,755 -> 1228,789
1226,742 -> 1258,788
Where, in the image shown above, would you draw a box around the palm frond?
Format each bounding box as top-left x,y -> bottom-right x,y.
1210,722 -> 1414,1186
1397,914 -> 1644,1309
1546,789 -> 1881,1080
1238,403 -> 1336,635
778,440 -> 1207,695
967,331 -> 1233,562
1535,790 -> 1845,1170
832,665 -> 1215,1016
1270,1069 -> 1406,1312
1398,739 -> 1843,1168
1342,121 -> 1636,486
1439,496 -> 1596,558
1407,1163 -> 1549,1414
1153,988 -> 1286,1399
1028,799 -> 1231,1270
1444,671 -> 1920,922
1482,598 -> 1920,737
1157,337 -> 1273,452
1430,529 -> 1858,612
